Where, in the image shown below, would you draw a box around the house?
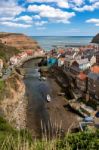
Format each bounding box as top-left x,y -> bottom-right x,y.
88,66 -> 99,100
47,57 -> 57,66
96,51 -> 99,64
69,66 -> 81,78
90,55 -> 96,66
58,58 -> 65,67
91,65 -> 99,73
0,59 -> 3,71
20,52 -> 27,59
76,72 -> 87,92
10,56 -> 18,65
26,50 -> 33,56
72,58 -> 90,71
64,51 -> 79,70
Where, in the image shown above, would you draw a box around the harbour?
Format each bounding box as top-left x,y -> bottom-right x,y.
22,58 -> 78,138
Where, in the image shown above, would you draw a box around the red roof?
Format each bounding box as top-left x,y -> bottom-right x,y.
77,72 -> 87,80
91,65 -> 99,74
58,49 -> 65,54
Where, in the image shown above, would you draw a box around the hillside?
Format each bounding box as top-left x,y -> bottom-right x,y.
91,33 -> 99,44
0,32 -> 40,51
0,42 -> 19,63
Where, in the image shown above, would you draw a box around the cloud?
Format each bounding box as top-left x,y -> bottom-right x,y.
0,21 -> 32,28
71,0 -> 84,6
33,15 -> 41,20
0,17 -> 14,21
34,21 -> 48,26
0,0 -> 24,18
28,4 -> 75,23
27,0 -> 84,8
74,1 -> 99,12
27,0 -> 69,8
14,15 -> 33,23
36,27 -> 46,30
86,18 -> 99,26
89,0 -> 99,3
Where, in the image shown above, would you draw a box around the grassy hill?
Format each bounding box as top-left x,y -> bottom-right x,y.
0,32 -> 40,51
0,117 -> 99,150
0,42 -> 19,62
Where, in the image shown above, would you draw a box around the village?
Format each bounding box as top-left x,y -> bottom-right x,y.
0,39 -> 99,132
45,43 -> 99,131
0,48 -> 45,79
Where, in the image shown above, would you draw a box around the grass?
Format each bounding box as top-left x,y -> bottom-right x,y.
0,80 -> 5,91
0,42 -> 19,63
0,116 -> 99,150
1,130 -> 99,150
0,116 -> 32,148
0,80 -> 6,100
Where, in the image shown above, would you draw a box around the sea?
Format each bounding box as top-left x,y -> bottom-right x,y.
32,36 -> 93,51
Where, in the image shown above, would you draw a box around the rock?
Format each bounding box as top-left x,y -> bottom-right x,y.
91,33 -> 99,44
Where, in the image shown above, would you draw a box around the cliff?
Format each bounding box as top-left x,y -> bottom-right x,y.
0,42 -> 19,62
0,32 -> 40,51
0,72 -> 27,129
91,33 -> 99,44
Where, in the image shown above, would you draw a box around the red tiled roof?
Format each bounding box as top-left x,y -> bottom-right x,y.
77,72 -> 87,80
91,65 -> 99,73
58,49 -> 65,54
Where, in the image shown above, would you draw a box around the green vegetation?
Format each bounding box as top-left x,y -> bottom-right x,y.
0,116 -> 32,149
0,42 -> 19,62
0,80 -> 6,100
0,116 -> 99,150
0,80 -> 5,91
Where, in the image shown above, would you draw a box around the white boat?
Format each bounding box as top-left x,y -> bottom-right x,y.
47,94 -> 51,102
39,76 -> 47,81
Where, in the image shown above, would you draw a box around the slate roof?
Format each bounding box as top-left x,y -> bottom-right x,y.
76,58 -> 89,65
88,72 -> 99,80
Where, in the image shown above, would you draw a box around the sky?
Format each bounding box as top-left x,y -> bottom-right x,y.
0,0 -> 99,36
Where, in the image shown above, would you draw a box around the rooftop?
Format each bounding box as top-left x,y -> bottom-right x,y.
91,65 -> 99,74
77,72 -> 87,80
88,72 -> 99,80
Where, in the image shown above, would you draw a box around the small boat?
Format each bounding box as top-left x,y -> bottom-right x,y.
39,76 -> 47,81
47,94 -> 51,102
41,77 -> 47,81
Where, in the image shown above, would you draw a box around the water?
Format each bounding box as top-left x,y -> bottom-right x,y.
32,36 -> 93,51
23,58 -> 52,137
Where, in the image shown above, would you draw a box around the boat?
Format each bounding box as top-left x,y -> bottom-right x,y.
47,94 -> 51,102
39,76 -> 47,81
41,77 -> 47,81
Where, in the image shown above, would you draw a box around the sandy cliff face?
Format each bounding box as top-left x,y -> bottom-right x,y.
0,73 -> 27,129
0,33 -> 40,51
